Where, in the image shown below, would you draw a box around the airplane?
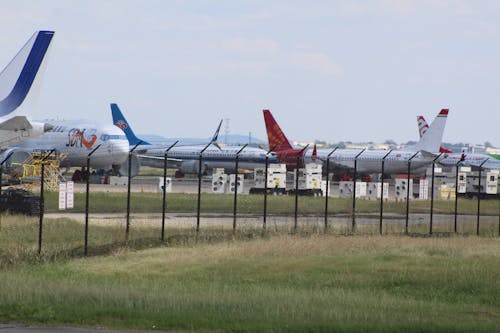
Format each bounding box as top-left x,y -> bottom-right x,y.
417,116 -> 452,153
418,116 -> 500,170
0,30 -> 55,147
263,109 -> 449,176
111,103 -> 277,177
1,119 -> 130,178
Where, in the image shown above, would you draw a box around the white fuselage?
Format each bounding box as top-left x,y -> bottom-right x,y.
304,148 -> 436,175
140,144 -> 278,172
12,120 -> 129,169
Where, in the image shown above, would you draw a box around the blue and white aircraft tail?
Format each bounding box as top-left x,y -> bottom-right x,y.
0,30 -> 55,148
112,103 -> 223,148
111,103 -> 150,146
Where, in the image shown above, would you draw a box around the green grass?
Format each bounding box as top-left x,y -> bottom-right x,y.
0,222 -> 500,332
40,191 -> 500,217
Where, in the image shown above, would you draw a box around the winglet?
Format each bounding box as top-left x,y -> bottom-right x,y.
210,119 -> 223,150
110,103 -> 150,145
0,30 -> 55,117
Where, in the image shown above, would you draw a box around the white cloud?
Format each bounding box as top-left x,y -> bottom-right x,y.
290,52 -> 340,76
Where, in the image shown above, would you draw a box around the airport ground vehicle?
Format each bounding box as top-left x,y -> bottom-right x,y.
0,188 -> 40,215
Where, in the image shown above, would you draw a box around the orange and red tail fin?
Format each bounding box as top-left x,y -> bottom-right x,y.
263,109 -> 293,152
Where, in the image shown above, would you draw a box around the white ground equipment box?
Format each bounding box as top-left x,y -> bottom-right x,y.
338,181 -> 366,198
228,174 -> 244,194
212,169 -> 227,193
395,178 -> 413,201
250,164 -> 286,194
158,177 -> 172,193
367,182 -> 389,200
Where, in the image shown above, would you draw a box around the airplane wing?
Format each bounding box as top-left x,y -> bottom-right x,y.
136,154 -> 183,169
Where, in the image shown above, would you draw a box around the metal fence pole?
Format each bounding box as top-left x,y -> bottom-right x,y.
84,144 -> 101,256
454,162 -> 460,234
263,154 -> 269,231
405,152 -> 419,235
294,155 -> 300,232
294,145 -> 309,233
161,141 -> 178,242
379,150 -> 392,235
429,153 -> 443,235
232,144 -> 248,237
196,142 -> 212,236
324,147 -> 338,232
477,159 -> 489,236
126,142 -> 142,243
38,149 -> 55,255
352,149 -> 365,233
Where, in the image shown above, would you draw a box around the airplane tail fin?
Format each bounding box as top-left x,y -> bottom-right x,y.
263,109 -> 293,152
110,103 -> 150,145
417,114 -> 453,153
409,109 -> 448,153
0,30 -> 54,118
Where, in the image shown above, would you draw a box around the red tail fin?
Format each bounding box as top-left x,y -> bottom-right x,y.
312,144 -> 317,162
263,109 -> 293,152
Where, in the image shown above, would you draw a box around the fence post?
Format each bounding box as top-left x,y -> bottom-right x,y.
429,153 -> 443,235
84,144 -> 101,256
352,149 -> 365,233
196,142 -> 212,237
232,144 -> 248,237
477,159 -> 489,236
454,161 -> 461,234
379,150 -> 392,235
161,141 -> 179,242
405,152 -> 419,235
294,145 -> 309,233
324,147 -> 338,232
126,142 -> 142,243
38,149 -> 55,255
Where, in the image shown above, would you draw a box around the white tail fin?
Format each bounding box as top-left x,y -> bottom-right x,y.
407,109 -> 448,153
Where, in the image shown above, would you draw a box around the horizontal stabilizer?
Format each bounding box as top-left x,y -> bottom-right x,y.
0,116 -> 32,131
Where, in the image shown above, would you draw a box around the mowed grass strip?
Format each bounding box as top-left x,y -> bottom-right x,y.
42,191 -> 500,216
0,232 -> 500,332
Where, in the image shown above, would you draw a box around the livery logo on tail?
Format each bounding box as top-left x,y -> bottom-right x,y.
114,120 -> 128,130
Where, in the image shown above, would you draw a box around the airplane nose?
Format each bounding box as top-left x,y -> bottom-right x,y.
43,123 -> 54,132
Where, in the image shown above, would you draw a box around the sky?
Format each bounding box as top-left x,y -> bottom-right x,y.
1,0 -> 500,146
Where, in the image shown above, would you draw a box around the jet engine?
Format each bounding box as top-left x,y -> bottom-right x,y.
178,160 -> 206,175
116,153 -> 140,177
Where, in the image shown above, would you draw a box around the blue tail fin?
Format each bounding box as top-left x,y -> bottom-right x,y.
111,103 -> 150,145
0,30 -> 55,117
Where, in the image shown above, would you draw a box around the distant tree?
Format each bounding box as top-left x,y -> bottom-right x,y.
484,141 -> 494,148
384,139 -> 397,145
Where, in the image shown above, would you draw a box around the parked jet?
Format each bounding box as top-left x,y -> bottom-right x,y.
0,30 -> 55,147
1,119 -> 130,176
111,103 -> 277,177
263,109 -> 449,175
418,116 -> 500,170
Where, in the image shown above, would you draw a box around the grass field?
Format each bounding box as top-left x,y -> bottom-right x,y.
0,216 -> 500,332
40,191 -> 500,217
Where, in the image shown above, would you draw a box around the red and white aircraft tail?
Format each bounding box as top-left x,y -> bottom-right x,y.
416,114 -> 452,154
